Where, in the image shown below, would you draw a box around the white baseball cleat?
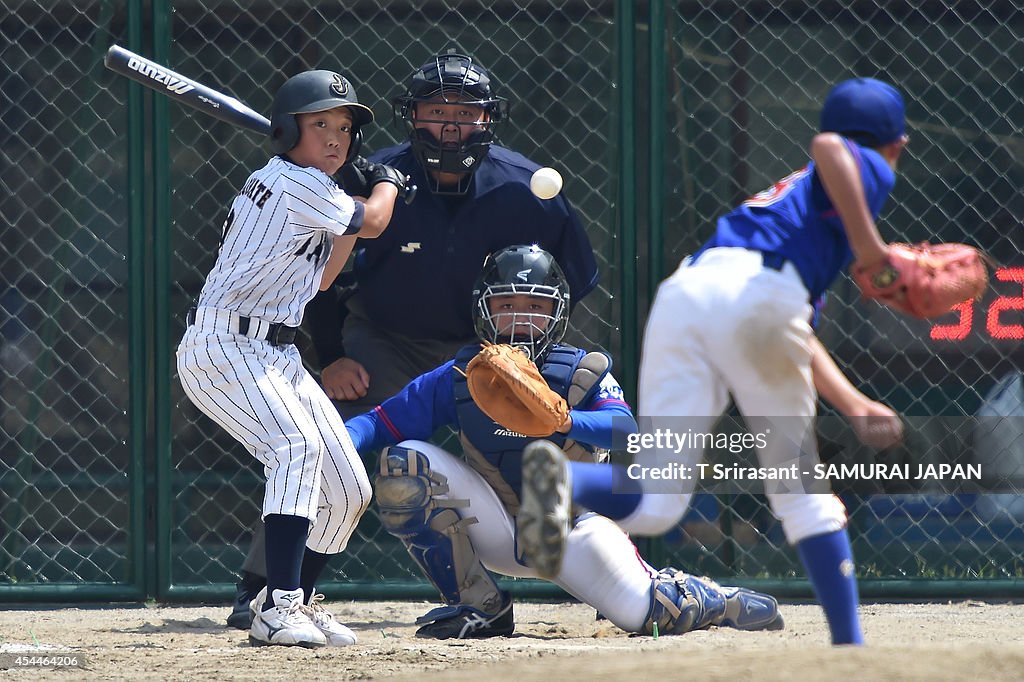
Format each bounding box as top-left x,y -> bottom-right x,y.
518,440 -> 572,579
248,587 -> 327,648
303,592 -> 358,646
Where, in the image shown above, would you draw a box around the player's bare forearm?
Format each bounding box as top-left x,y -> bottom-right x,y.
810,334 -> 869,416
319,234 -> 358,290
356,183 -> 399,238
810,133 -> 888,266
812,334 -> 904,448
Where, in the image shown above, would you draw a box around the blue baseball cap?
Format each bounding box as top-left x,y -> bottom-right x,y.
820,78 -> 905,147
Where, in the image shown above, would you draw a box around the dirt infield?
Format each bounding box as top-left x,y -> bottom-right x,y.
1,600 -> 1023,680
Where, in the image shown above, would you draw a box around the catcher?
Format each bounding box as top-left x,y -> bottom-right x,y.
316,245 -> 783,638
516,78 -> 988,647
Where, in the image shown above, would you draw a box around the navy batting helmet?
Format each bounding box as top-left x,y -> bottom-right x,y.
820,78 -> 905,148
472,245 -> 570,361
269,70 -> 374,158
393,49 -> 509,195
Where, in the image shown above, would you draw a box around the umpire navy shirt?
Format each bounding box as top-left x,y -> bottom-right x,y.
316,143 -> 599,356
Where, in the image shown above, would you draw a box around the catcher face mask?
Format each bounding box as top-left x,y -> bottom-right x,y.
478,289 -> 565,360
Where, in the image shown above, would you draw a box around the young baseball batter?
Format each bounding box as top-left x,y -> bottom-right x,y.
520,78 -> 911,645
292,245 -> 783,639
176,70 -> 409,648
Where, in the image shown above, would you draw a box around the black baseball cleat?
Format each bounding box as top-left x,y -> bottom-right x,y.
414,598 -> 515,640
226,572 -> 267,630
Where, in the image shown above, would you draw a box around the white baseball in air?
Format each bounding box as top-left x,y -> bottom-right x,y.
530,167 -> 563,200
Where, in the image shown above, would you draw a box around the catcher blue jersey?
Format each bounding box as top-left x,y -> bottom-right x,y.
345,350 -> 634,454
694,140 -> 896,300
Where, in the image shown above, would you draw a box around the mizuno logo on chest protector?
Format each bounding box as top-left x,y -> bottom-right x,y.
494,428 -> 527,438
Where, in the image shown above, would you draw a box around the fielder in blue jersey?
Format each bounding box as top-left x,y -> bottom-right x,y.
521,78 -> 912,646
305,245 -> 783,639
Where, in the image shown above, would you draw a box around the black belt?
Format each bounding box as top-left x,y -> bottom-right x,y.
186,307 -> 298,347
688,249 -> 788,271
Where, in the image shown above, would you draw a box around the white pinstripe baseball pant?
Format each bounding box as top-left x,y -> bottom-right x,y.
176,309 -> 371,555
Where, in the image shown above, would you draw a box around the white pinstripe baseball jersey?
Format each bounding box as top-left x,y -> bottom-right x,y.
196,155 -> 364,327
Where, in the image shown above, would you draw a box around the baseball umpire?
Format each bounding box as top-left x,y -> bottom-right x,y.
312,48 -> 599,410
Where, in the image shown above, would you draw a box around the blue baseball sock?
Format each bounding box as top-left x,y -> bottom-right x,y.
263,513 -> 310,611
569,462 -> 643,520
796,529 -> 864,645
299,548 -> 331,603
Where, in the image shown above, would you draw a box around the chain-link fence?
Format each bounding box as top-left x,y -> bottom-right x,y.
650,1 -> 1024,593
2,0 -> 1024,601
2,0 -> 144,599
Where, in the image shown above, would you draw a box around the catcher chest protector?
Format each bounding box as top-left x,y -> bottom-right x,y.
374,446 -> 504,612
269,70 -> 374,159
392,49 -> 508,195
452,342 -> 610,510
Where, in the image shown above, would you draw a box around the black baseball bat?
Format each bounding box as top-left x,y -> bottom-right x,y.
104,45 -> 417,204
103,45 -> 270,135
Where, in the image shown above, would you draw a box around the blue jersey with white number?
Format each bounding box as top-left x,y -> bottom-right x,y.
693,140 -> 896,300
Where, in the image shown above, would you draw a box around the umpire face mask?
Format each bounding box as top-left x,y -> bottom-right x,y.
406,99 -> 500,195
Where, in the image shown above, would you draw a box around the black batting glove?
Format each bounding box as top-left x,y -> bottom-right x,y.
366,162 -> 417,205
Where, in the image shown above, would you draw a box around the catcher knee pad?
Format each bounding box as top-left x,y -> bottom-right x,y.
375,447 -> 449,533
375,447 -> 503,609
643,568 -> 727,635
768,492 -> 847,545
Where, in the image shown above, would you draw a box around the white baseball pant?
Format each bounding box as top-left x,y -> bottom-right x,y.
176,307 -> 371,555
624,247 -> 847,544
400,440 -> 658,633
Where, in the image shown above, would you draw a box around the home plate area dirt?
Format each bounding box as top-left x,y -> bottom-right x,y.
2,600 -> 1024,680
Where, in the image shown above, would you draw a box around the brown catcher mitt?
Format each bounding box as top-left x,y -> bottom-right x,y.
851,242 -> 989,319
464,343 -> 570,438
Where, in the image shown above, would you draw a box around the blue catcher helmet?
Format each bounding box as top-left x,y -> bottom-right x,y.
472,245 -> 570,361
393,49 -> 509,195
820,77 -> 906,148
